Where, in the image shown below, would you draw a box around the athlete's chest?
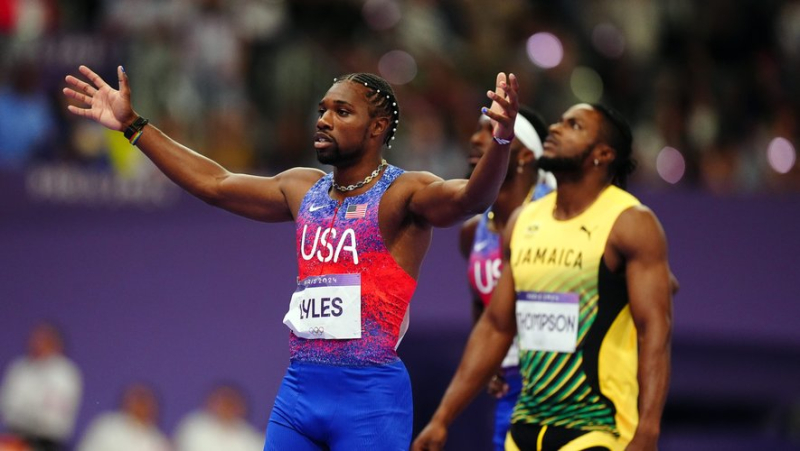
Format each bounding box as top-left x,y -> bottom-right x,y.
511,219 -> 609,273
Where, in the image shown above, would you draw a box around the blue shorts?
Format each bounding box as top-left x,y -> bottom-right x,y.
264,360 -> 412,451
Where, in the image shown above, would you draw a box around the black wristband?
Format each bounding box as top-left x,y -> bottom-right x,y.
123,116 -> 149,140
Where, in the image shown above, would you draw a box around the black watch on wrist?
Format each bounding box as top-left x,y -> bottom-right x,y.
123,116 -> 149,140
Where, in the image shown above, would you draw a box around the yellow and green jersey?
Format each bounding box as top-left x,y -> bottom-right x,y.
509,185 -> 640,443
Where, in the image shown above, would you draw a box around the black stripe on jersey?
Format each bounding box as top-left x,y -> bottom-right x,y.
581,256 -> 630,433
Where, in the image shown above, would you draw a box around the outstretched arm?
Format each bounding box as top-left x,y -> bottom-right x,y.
412,209 -> 521,451
408,73 -> 519,227
63,65 -> 319,222
613,207 -> 673,451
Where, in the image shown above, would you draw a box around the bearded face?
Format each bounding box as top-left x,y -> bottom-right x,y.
537,146 -> 592,173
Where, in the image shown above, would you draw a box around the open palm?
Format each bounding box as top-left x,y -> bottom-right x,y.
63,65 -> 136,132
483,72 -> 519,140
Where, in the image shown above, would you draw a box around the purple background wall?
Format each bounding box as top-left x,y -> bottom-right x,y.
2,169 -> 800,450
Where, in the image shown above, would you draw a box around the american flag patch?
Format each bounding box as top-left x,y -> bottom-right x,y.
344,203 -> 367,219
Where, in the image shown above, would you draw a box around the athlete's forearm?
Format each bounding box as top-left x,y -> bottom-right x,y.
634,319 -> 671,441
459,142 -> 511,214
457,72 -> 517,214
133,123 -> 231,203
431,315 -> 514,427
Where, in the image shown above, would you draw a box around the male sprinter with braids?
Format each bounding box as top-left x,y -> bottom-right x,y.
460,105 -> 554,451
414,103 -> 675,451
63,65 -> 520,450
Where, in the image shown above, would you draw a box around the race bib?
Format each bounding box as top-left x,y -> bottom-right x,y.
283,274 -> 361,339
516,291 -> 579,353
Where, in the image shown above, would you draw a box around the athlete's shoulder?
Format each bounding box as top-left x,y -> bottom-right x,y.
615,204 -> 660,230
394,169 -> 444,187
611,204 -> 667,256
277,166 -> 327,183
275,167 -> 326,194
604,185 -> 641,205
382,170 -> 447,202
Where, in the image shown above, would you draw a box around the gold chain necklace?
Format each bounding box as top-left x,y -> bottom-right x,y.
332,159 -> 388,192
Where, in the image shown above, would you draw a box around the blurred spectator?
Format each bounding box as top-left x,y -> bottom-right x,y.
3,1 -> 800,192
173,383 -> 263,451
0,56 -> 57,169
0,0 -> 58,41
181,0 -> 246,114
0,322 -> 83,451
76,382 -> 169,451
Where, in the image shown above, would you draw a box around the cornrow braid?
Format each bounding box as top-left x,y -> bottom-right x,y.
590,103 -> 637,189
333,73 -> 400,148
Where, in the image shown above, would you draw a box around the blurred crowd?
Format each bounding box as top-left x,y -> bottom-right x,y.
0,323 -> 264,451
1,0 -> 799,196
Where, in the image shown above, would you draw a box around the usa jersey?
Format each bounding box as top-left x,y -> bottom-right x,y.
290,165 -> 416,366
467,213 -> 502,307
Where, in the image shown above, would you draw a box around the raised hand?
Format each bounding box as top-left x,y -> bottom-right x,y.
482,72 -> 519,141
63,65 -> 136,131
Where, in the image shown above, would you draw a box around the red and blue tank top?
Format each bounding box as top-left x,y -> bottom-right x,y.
290,165 -> 417,366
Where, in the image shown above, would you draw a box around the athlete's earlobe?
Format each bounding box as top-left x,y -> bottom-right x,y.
594,143 -> 616,166
518,147 -> 535,165
372,117 -> 389,140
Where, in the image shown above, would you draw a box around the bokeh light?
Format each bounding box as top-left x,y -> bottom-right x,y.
526,32 -> 563,69
591,23 -> 626,59
570,66 -> 603,103
378,50 -> 418,85
362,0 -> 401,31
767,137 -> 796,174
656,146 -> 686,184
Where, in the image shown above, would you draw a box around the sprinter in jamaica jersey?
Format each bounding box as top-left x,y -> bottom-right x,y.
414,104 -> 676,451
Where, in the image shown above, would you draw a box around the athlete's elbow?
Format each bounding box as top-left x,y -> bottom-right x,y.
457,193 -> 493,217
190,178 -> 228,207
636,316 -> 672,350
482,310 -> 515,338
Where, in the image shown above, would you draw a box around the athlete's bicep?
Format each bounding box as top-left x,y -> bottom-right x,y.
617,207 -> 673,431
215,168 -> 323,222
406,173 -> 479,228
617,207 -> 673,333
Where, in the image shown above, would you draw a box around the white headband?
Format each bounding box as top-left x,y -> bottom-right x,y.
480,114 -> 543,158
513,114 -> 544,158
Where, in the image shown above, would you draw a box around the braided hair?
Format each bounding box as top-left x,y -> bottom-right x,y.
590,103 -> 637,189
333,73 -> 400,148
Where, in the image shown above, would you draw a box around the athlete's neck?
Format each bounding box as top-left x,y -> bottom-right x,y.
332,158 -> 387,194
552,179 -> 610,221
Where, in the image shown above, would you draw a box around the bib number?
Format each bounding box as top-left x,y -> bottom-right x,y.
516,292 -> 579,353
283,274 -> 361,339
